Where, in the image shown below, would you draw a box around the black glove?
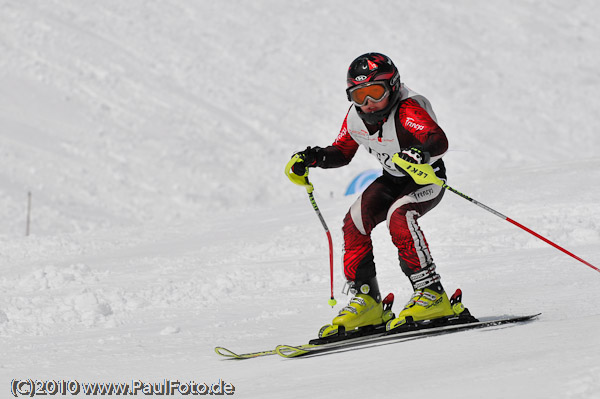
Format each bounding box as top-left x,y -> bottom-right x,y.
397,146 -> 430,165
291,146 -> 323,176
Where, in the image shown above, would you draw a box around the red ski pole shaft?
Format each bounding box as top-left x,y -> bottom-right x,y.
506,218 -> 599,273
446,182 -> 599,273
308,191 -> 337,306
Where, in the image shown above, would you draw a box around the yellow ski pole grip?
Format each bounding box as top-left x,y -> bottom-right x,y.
391,154 -> 444,186
284,154 -> 314,193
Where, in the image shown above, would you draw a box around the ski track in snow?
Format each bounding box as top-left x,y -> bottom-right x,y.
1,1 -> 600,398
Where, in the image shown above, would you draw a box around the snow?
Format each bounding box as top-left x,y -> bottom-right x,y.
1,1 -> 599,398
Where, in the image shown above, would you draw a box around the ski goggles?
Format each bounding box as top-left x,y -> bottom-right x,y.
346,81 -> 390,107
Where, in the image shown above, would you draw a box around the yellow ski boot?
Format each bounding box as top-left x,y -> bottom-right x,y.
319,278 -> 394,338
386,288 -> 454,331
334,293 -> 383,328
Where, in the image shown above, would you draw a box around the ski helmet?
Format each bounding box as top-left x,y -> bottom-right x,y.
346,53 -> 401,125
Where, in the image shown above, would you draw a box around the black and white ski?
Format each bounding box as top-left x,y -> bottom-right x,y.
275,313 -> 541,358
215,313 -> 540,359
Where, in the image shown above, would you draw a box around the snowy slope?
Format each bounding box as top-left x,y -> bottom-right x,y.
1,1 -> 600,398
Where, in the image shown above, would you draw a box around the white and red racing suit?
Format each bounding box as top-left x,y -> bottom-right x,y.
319,85 -> 448,284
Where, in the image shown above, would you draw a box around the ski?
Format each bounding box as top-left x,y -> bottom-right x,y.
216,313 -> 540,360
275,313 -> 541,358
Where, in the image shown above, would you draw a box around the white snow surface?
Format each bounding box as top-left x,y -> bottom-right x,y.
1,1 -> 600,398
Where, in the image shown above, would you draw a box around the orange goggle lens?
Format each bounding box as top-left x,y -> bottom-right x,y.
348,83 -> 389,106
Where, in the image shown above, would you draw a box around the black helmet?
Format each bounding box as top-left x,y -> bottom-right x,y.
346,53 -> 401,125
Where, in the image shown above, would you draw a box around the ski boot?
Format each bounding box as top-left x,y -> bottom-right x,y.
319,278 -> 394,338
387,262 -> 461,331
386,288 -> 455,331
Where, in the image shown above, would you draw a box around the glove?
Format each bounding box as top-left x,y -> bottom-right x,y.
291,146 -> 323,176
396,146 -> 430,165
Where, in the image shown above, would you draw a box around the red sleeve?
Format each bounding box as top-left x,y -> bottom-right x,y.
397,99 -> 448,157
318,108 -> 359,169
332,110 -> 360,157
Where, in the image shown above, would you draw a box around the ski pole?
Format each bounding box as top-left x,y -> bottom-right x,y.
285,155 -> 337,306
392,154 -> 599,274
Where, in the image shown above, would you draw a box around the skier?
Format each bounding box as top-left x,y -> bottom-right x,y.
290,52 -> 460,336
